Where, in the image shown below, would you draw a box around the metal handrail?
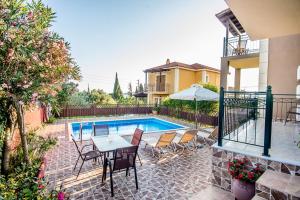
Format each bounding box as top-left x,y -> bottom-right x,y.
223,34 -> 259,57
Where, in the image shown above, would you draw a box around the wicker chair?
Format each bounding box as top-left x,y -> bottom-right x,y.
72,136 -> 102,178
131,128 -> 144,165
102,146 -> 139,197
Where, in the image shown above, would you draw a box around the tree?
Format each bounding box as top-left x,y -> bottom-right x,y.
139,83 -> 144,93
49,82 -> 79,115
0,96 -> 16,175
128,82 -> 133,97
89,89 -> 116,105
112,72 -> 123,100
0,0 -> 80,164
67,91 -> 90,106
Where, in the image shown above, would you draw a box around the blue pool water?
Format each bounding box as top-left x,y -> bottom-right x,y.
71,118 -> 185,140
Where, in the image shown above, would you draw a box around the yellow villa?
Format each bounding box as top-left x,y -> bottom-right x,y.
144,59 -> 220,104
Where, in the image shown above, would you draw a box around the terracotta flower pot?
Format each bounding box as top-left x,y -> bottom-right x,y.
232,179 -> 255,200
152,110 -> 158,115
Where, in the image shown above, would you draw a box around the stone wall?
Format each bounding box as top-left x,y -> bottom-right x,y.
211,146 -> 300,192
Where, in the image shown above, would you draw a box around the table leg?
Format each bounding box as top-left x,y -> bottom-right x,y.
102,152 -> 107,182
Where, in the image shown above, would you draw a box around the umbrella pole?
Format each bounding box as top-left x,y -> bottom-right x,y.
195,98 -> 198,129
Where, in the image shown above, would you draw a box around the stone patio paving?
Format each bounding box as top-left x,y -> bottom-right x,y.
42,120 -> 232,200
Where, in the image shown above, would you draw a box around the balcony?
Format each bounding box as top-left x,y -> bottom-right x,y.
147,83 -> 170,94
223,35 -> 259,57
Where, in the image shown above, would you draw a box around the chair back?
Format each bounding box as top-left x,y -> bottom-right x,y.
179,129 -> 198,144
155,132 -> 176,148
208,127 -> 218,140
93,124 -> 109,136
131,128 -> 144,146
113,146 -> 138,171
71,136 -> 82,156
239,39 -> 247,49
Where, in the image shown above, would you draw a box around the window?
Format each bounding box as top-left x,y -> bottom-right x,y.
205,75 -> 209,83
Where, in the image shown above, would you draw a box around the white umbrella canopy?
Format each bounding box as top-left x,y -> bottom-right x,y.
169,84 -> 219,101
169,84 -> 219,129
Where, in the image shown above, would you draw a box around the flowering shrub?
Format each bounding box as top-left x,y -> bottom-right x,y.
228,158 -> 264,183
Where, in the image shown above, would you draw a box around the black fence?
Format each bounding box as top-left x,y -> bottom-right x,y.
159,106 -> 218,127
60,104 -> 153,117
218,87 -> 272,156
59,104 -> 218,127
223,35 -> 259,57
273,94 -> 300,122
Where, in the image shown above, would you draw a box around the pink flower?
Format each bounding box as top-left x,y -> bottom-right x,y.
1,83 -> 8,88
7,48 -> 14,57
58,192 -> 65,200
32,92 -> 38,98
32,55 -> 38,61
0,41 -> 4,46
27,11 -> 34,20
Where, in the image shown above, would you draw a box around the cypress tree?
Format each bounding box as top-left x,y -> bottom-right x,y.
128,82 -> 133,97
112,72 -> 123,99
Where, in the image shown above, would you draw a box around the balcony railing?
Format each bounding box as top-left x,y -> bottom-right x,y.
218,87 -> 272,156
223,35 -> 259,57
218,86 -> 300,156
147,83 -> 170,93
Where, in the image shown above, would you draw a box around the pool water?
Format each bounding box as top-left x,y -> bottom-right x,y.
71,118 -> 185,140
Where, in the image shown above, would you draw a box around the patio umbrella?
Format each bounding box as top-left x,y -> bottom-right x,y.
169,84 -> 219,128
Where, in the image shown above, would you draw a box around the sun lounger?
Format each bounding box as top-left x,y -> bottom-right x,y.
173,129 -> 198,152
144,132 -> 176,157
197,127 -> 218,146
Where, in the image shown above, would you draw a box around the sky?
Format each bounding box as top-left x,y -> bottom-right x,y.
43,0 -> 258,92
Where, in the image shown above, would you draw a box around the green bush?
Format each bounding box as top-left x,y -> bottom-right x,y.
0,161 -> 46,200
162,83 -> 219,115
0,131 -> 57,199
46,116 -> 56,124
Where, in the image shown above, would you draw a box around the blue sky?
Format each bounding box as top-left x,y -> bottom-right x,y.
43,0 -> 258,92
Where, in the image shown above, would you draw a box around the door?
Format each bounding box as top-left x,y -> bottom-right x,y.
156,75 -> 166,92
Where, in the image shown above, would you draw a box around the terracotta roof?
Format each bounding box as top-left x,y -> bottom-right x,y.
144,62 -> 220,73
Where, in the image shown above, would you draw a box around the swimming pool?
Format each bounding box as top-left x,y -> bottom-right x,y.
70,118 -> 186,140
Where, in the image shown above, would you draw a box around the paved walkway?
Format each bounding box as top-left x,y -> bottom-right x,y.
42,119 -> 229,199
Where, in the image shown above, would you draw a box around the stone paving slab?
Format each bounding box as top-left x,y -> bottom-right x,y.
42,118 -> 219,199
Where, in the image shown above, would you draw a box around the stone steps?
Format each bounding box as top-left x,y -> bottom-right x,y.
255,170 -> 300,200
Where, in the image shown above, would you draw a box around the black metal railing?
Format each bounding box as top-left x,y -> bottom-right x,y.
218,86 -> 273,156
273,94 -> 300,122
223,35 -> 259,57
147,83 -> 170,93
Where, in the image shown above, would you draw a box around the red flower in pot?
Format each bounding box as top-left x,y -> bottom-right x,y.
228,158 -> 264,200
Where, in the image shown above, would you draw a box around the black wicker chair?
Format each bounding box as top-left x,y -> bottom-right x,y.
72,136 -> 102,178
102,145 -> 139,197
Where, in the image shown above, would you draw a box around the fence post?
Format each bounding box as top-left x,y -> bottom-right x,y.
116,104 -> 118,115
218,87 -> 225,146
93,104 -> 96,116
263,85 -> 273,156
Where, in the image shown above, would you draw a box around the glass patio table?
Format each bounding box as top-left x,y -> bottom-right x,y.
91,135 -> 133,181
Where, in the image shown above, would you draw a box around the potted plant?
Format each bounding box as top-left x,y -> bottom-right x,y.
228,158 -> 264,200
152,105 -> 160,115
